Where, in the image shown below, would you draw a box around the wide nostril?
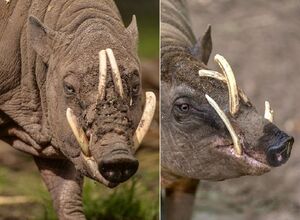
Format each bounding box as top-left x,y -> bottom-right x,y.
99,156 -> 139,183
266,137 -> 294,167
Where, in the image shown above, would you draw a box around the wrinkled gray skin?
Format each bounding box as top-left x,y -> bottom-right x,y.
161,0 -> 293,220
0,0 -> 143,219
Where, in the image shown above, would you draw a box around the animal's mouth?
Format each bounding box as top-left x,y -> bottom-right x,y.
78,152 -> 119,188
64,48 -> 157,187
80,153 -> 132,188
215,143 -> 271,175
78,149 -> 139,188
201,54 -> 275,174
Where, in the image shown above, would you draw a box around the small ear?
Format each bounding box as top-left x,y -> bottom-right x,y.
28,16 -> 56,63
127,15 -> 139,50
191,25 -> 212,65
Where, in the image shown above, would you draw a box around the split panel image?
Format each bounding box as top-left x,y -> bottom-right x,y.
1,0 -> 300,220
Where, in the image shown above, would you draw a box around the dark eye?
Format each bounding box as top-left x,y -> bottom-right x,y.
63,82 -> 76,95
176,103 -> 190,113
172,98 -> 193,122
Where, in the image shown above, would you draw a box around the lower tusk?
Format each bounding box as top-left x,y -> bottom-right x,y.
98,50 -> 107,101
106,48 -> 124,98
264,101 -> 274,123
82,155 -> 98,178
89,133 -> 93,146
205,94 -> 242,156
133,92 -> 156,151
130,98 -> 133,107
66,108 -> 90,156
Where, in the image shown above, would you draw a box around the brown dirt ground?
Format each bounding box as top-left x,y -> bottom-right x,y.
188,0 -> 300,219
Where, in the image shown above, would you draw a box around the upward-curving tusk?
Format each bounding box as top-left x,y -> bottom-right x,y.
214,54 -> 239,116
98,50 -> 107,101
199,69 -> 226,82
66,108 -> 90,156
106,48 -> 124,98
133,92 -> 156,152
199,69 -> 250,105
264,101 -> 274,123
205,94 -> 242,156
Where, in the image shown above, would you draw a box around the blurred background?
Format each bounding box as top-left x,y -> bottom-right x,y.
187,0 -> 300,219
0,1 -> 159,219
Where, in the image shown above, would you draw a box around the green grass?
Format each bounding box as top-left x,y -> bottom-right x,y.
0,149 -> 158,220
83,177 -> 158,220
83,149 -> 159,220
139,24 -> 159,59
115,0 -> 159,59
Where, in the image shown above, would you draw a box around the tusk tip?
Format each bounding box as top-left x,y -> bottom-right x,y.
66,108 -> 72,116
99,49 -> 106,56
145,91 -> 156,98
265,100 -> 269,106
106,48 -> 113,54
205,94 -> 212,101
264,100 -> 274,123
133,91 -> 156,151
214,54 -> 222,60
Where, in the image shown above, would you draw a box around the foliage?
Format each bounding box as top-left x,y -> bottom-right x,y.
83,177 -> 158,220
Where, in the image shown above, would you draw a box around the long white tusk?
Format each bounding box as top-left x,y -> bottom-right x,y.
106,48 -> 124,98
199,69 -> 250,105
214,54 -> 239,116
205,94 -> 242,156
84,156 -> 99,178
199,69 -> 226,82
133,92 -> 156,151
98,50 -> 107,101
264,101 -> 274,123
66,108 -> 90,156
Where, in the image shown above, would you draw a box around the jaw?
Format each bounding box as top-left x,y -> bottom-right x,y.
70,144 -> 139,188
215,143 -> 271,177
70,152 -> 120,188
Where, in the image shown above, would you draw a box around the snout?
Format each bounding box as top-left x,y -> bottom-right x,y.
266,136 -> 294,167
99,152 -> 139,183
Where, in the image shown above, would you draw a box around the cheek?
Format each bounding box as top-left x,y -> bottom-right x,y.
46,75 -> 67,129
81,91 -> 97,104
130,99 -> 143,129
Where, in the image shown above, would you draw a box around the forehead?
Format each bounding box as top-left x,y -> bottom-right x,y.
171,57 -> 227,94
58,31 -> 140,73
163,56 -> 232,109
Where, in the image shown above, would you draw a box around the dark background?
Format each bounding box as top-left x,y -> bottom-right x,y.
116,0 -> 159,58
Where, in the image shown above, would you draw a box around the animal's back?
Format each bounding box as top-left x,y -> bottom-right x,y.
0,0 -> 122,97
161,0 -> 196,56
161,0 -> 198,83
0,0 -> 32,99
0,0 -> 20,37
